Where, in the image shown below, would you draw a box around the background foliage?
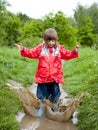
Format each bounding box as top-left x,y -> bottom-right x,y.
0,0 -> 98,48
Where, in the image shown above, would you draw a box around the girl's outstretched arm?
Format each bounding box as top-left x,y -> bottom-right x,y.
15,43 -> 43,59
60,44 -> 80,60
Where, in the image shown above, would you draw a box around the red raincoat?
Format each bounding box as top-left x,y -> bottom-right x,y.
20,43 -> 78,84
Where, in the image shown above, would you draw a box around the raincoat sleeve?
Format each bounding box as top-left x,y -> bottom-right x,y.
59,45 -> 78,60
20,44 -> 43,59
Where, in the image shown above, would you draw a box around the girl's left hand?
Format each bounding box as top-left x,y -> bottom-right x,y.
74,45 -> 80,53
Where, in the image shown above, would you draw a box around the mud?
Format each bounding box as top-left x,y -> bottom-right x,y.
20,116 -> 77,130
8,80 -> 78,130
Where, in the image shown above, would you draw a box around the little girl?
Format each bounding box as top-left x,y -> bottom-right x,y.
17,28 -> 80,114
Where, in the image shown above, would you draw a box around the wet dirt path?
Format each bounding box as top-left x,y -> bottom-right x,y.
8,80 -> 78,130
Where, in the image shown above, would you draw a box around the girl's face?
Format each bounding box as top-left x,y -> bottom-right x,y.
45,40 -> 56,48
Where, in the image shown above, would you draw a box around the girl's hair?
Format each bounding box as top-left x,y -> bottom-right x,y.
43,28 -> 58,41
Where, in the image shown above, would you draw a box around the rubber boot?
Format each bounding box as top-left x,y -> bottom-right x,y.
37,101 -> 44,117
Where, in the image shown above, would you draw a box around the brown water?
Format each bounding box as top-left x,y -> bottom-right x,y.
8,80 -> 78,130
20,115 -> 77,130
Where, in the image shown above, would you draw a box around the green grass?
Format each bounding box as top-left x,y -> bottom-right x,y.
0,47 -> 38,86
0,46 -> 98,129
0,85 -> 21,130
63,47 -> 98,130
0,46 -> 38,130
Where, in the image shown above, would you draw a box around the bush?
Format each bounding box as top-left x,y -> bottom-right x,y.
19,36 -> 43,48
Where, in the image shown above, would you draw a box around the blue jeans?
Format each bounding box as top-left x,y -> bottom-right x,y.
36,82 -> 61,103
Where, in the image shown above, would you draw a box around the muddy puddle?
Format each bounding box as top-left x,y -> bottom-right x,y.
8,80 -> 78,130
20,116 -> 77,130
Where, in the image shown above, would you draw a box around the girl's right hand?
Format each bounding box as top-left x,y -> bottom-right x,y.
15,44 -> 24,51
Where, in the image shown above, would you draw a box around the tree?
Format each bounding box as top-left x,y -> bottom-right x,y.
87,3 -> 98,34
18,19 -> 44,47
19,19 -> 44,41
0,0 -> 21,46
43,11 -> 77,48
4,12 -> 21,46
74,4 -> 95,47
74,4 -> 88,27
77,17 -> 95,47
16,12 -> 32,25
0,0 -> 9,44
55,11 -> 77,48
